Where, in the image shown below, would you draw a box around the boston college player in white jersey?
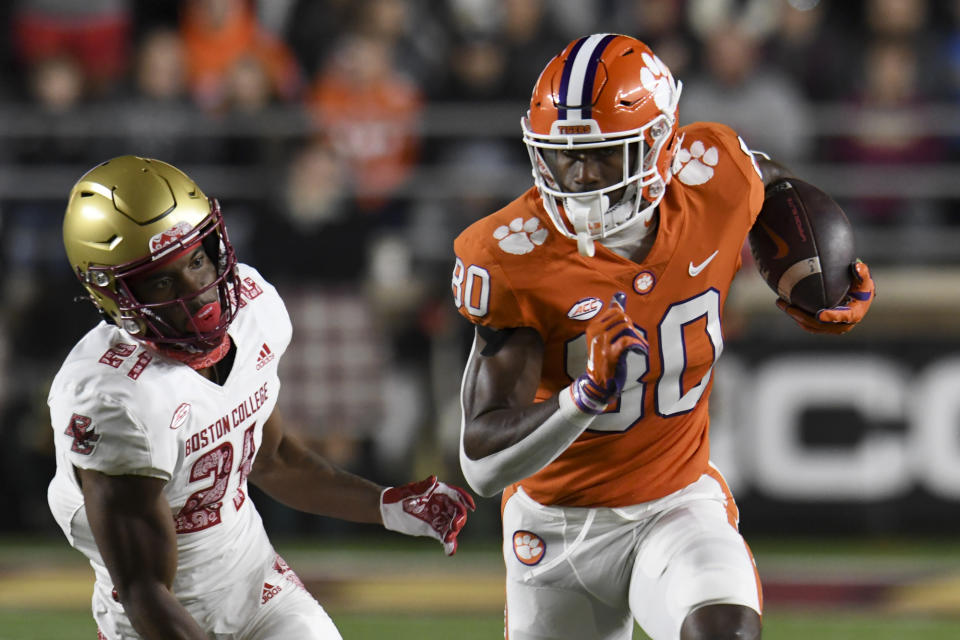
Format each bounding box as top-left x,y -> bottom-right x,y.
47,156 -> 474,639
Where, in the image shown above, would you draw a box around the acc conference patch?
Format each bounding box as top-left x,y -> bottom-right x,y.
567,297 -> 603,321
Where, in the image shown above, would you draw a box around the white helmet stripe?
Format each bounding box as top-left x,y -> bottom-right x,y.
559,33 -> 615,121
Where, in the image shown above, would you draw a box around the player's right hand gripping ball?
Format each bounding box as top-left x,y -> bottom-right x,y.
572,292 -> 649,414
380,476 -> 476,556
776,260 -> 875,335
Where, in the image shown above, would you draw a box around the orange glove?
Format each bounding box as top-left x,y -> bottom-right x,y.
776,260 -> 875,335
572,292 -> 649,413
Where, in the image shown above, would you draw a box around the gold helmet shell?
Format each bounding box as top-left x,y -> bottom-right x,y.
63,155 -> 240,348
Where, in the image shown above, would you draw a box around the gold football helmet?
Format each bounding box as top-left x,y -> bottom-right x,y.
63,155 -> 240,350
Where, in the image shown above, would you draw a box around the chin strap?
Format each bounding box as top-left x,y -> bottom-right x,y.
152,333 -> 232,370
146,299 -> 231,370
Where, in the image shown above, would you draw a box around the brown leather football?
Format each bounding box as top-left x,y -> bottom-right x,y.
748,178 -> 855,314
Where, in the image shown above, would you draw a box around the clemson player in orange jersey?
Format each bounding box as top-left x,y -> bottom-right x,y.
451,34 -> 875,640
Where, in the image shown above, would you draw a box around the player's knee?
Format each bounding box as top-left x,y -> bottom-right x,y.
679,603 -> 761,640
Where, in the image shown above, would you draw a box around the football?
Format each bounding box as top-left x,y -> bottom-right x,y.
748,178 -> 855,314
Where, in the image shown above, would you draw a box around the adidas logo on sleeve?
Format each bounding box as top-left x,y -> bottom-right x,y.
256,343 -> 275,370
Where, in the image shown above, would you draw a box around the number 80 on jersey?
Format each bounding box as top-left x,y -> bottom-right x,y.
452,257 -> 491,318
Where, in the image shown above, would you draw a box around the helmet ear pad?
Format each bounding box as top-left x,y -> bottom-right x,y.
640,122 -> 680,205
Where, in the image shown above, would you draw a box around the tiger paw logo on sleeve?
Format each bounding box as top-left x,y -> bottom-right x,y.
673,140 -> 719,186
494,217 -> 549,255
512,530 -> 545,566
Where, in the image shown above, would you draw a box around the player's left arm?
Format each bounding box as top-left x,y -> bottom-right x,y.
753,155 -> 876,334
250,408 -> 383,522
250,408 -> 474,555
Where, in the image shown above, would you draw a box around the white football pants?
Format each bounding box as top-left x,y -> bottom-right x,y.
501,470 -> 761,640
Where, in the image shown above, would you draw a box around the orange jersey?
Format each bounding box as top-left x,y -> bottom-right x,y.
453,122 -> 765,507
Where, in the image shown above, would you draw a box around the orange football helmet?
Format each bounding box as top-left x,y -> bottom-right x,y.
522,34 -> 682,256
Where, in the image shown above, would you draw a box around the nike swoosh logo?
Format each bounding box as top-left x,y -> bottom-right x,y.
688,250 -> 719,276
757,218 -> 790,259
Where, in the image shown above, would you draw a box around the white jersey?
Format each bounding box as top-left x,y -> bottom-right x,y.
47,264 -> 303,637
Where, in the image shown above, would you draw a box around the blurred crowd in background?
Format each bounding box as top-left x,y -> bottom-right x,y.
1,0 -> 958,538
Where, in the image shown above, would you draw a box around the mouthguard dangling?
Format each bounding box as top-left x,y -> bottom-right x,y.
564,194 -> 609,258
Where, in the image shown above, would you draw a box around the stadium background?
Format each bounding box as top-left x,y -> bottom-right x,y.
1,0 -> 960,637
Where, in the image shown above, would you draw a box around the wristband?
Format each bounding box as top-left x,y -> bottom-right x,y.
561,381 -> 607,425
569,377 -> 611,416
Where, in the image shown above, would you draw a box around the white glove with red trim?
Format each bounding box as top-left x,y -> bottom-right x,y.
380,475 -> 476,556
